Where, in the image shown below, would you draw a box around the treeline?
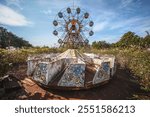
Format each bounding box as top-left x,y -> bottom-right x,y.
0,27 -> 32,49
92,31 -> 150,49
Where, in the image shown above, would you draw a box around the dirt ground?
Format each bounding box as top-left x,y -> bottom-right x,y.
1,63 -> 149,100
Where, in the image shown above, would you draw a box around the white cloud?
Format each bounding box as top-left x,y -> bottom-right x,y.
37,0 -> 81,10
42,10 -> 52,15
93,21 -> 108,32
0,4 -> 31,26
95,10 -> 116,21
100,35 -> 120,43
5,0 -> 23,10
109,17 -> 150,31
29,34 -> 58,47
92,9 -> 117,32
119,0 -> 141,13
107,16 -> 150,38
121,0 -> 133,8
109,17 -> 141,30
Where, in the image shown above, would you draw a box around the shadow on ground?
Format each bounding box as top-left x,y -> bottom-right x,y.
45,68 -> 144,100
1,64 -> 149,100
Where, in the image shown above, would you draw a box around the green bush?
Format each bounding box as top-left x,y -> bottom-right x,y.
0,47 -> 149,91
91,47 -> 150,91
0,47 -> 62,77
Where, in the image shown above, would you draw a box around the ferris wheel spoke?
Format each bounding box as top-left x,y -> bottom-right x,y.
53,6 -> 94,48
67,14 -> 71,21
60,32 -> 66,39
78,14 -> 84,22
80,31 -> 87,39
76,14 -> 79,20
57,20 -> 65,23
57,20 -> 66,26
82,27 -> 91,32
56,27 -> 65,32
81,17 -> 85,23
82,20 -> 89,27
72,12 -> 77,18
63,13 -> 70,22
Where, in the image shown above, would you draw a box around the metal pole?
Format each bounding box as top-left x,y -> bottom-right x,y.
73,0 -> 74,9
0,29 -> 2,48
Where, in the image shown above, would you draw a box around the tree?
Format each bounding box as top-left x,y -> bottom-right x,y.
114,31 -> 141,47
92,41 -> 110,49
0,27 -> 32,48
141,35 -> 150,48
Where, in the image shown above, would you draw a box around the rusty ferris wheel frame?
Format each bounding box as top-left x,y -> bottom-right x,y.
52,6 -> 94,48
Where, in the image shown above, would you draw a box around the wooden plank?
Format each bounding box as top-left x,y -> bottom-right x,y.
21,78 -> 36,86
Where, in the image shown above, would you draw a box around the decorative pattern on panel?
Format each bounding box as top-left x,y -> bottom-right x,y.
93,62 -> 110,84
58,64 -> 85,87
33,62 -> 48,85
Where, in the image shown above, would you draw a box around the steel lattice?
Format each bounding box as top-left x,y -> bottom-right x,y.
53,6 -> 94,48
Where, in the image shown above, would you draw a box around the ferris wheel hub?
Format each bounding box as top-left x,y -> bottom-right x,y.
53,6 -> 94,48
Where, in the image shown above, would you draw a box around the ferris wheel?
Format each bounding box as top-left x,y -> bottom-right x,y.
52,6 -> 94,48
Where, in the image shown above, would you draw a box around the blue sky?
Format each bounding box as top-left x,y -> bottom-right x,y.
0,0 -> 150,47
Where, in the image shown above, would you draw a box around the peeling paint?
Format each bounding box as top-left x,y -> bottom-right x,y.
27,49 -> 116,90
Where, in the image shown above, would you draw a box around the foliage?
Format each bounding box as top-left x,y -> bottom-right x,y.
92,41 -> 110,49
91,30 -> 149,49
0,27 -> 149,94
114,31 -> 150,48
91,47 -> 150,91
0,47 -> 63,77
0,27 -> 32,48
114,31 -> 141,47
141,35 -> 150,48
0,47 -> 149,92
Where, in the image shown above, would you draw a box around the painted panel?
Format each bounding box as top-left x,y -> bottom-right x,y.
93,62 -> 110,84
58,64 -> 85,87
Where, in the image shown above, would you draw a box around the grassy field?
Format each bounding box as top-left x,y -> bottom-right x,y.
0,47 -> 150,93
90,48 -> 150,92
0,47 -> 63,76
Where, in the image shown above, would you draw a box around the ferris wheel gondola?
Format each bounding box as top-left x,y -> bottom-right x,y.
53,6 -> 94,48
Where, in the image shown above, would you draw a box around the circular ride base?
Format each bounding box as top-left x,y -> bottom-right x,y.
27,49 -> 116,90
